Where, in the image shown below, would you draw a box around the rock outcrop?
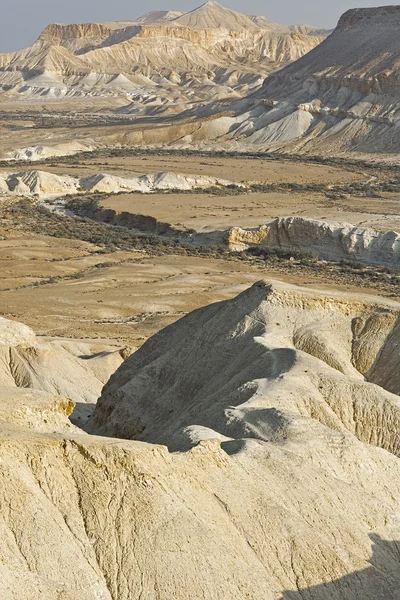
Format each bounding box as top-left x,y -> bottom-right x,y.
226,216 -> 400,267
6,170 -> 79,197
0,169 -> 240,197
0,316 -> 124,424
0,284 -> 399,599
90,281 -> 400,454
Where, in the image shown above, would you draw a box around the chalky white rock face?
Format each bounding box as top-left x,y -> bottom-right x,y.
0,284 -> 399,599
80,171 -> 236,193
0,316 -> 124,411
90,281 -> 400,453
0,1 -> 324,105
6,170 -> 79,197
227,217 -> 400,267
0,169 -> 239,197
0,317 -> 37,347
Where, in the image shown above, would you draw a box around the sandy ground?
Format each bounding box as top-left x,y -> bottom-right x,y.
3,151 -> 398,231
59,154 -> 397,232
97,190 -> 400,232
0,228 -> 395,347
0,153 -> 398,347
0,152 -> 367,183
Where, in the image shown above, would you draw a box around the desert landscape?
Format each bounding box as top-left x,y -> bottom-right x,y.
0,1 -> 399,599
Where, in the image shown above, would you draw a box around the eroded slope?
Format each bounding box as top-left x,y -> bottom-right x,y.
90,281 -> 400,455
231,5 -> 400,155
0,283 -> 399,598
0,1 -> 324,106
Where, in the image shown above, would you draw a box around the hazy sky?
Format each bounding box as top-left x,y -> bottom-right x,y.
1,0 -> 394,52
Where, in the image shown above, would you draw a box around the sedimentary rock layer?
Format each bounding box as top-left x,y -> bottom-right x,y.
226,217 -> 400,267
0,282 -> 400,599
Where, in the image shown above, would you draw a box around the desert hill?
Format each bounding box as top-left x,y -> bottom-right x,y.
0,1 -> 325,105
0,282 -> 399,599
0,316 -> 125,425
5,5 -> 399,161
0,3 -> 399,597
228,5 -> 400,155
90,281 -> 400,451
3,5 -> 399,161
0,168 -> 241,198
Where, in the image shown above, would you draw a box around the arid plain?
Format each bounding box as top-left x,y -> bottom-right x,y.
1,150 -> 399,347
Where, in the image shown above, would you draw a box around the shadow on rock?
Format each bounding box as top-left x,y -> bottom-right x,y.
69,402 -> 95,430
280,535 -> 400,600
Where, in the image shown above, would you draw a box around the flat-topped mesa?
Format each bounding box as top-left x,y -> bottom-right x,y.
37,2 -> 270,44
134,24 -> 239,49
337,4 -> 400,30
0,1 -> 327,100
39,22 -> 120,41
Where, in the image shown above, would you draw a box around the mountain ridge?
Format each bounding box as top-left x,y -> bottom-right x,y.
209,3 -> 400,156
0,1 -> 326,105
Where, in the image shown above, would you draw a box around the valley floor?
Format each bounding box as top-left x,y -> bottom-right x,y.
0,150 -> 398,345
0,225 -> 397,348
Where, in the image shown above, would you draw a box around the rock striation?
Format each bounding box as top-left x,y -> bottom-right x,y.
230,5 -> 400,155
0,283 -> 399,598
0,2 -> 325,104
226,216 -> 400,268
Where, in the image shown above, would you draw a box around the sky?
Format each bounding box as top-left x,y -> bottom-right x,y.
0,0 -> 395,52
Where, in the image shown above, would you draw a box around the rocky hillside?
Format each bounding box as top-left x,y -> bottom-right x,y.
0,1 -> 325,104
229,5 -> 400,155
0,316 -> 125,426
1,282 -> 400,599
90,281 -> 400,451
